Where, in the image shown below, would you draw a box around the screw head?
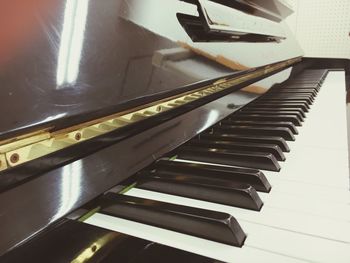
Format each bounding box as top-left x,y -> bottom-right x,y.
10,153 -> 19,163
227,103 -> 237,109
91,245 -> 97,252
75,133 -> 81,141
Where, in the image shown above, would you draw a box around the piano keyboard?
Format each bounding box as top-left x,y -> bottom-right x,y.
3,70 -> 349,263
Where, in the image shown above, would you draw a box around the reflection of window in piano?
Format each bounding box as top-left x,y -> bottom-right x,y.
52,160 -> 82,223
151,47 -> 233,81
120,46 -> 233,99
121,0 -> 302,69
56,0 -> 90,87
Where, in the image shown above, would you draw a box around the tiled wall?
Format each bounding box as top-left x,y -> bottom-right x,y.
285,0 -> 350,59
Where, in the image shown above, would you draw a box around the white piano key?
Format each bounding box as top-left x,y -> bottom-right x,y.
266,177 -> 350,203
174,156 -> 350,205
82,71 -> 350,263
126,188 -> 350,243
266,148 -> 349,188
85,213 -> 309,263
291,72 -> 348,150
86,191 -> 350,263
260,192 -> 350,221
242,221 -> 350,263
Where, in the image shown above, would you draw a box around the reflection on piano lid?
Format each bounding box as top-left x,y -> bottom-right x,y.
177,0 -> 288,42
1,220 -> 218,262
0,0 -> 302,141
182,0 -> 294,22
0,0 -> 318,259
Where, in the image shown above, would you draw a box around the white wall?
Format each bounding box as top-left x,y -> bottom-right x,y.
286,0 -> 350,59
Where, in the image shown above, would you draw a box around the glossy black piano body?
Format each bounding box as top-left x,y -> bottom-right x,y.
0,0 -> 349,260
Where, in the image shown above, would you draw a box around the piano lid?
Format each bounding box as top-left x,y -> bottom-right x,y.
0,0 -> 302,139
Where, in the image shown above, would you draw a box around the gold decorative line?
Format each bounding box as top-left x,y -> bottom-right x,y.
0,57 -> 301,171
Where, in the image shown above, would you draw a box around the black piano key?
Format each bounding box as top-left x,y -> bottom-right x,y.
289,79 -> 321,82
258,98 -> 312,106
271,87 -> 318,92
221,119 -> 299,134
282,91 -> 319,96
286,83 -> 321,88
176,146 -> 281,171
267,94 -> 315,101
232,114 -> 302,127
1,220 -> 217,263
269,84 -> 319,91
288,78 -> 322,82
153,159 -> 271,192
241,107 -> 306,118
114,241 -> 215,263
270,93 -> 316,100
256,98 -> 311,105
269,89 -> 317,94
262,95 -> 313,104
255,98 -> 311,104
186,139 -> 285,161
276,90 -> 316,95
294,74 -> 322,77
253,102 -> 310,111
287,78 -> 321,80
237,110 -> 304,122
271,89 -> 318,96
201,133 -> 290,152
290,83 -> 321,87
111,240 -> 216,263
285,86 -> 320,92
288,78 -> 321,81
275,84 -> 320,89
286,82 -> 323,87
137,171 -> 264,211
292,75 -> 322,78
100,193 -> 246,247
293,74 -> 322,78
285,83 -> 320,87
266,92 -> 315,97
214,124 -> 295,140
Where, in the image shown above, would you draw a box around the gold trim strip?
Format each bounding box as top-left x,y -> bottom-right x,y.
0,58 -> 300,171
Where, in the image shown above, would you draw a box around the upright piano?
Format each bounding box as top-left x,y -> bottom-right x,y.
0,0 -> 349,262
